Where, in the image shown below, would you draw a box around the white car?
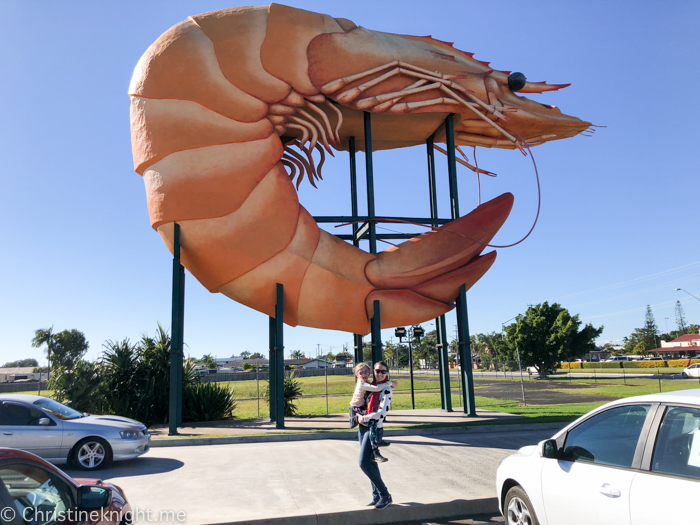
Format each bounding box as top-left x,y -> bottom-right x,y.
497,389 -> 700,525
682,363 -> 700,379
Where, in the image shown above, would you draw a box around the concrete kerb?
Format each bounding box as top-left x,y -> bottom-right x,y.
201,498 -> 498,525
150,421 -> 567,447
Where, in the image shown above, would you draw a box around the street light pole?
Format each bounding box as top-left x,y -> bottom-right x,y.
676,288 -> 700,303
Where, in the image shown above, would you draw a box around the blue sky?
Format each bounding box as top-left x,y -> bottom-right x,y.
1,1 -> 698,365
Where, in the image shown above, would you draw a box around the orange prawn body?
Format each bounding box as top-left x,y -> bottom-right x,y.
129,4 -> 589,335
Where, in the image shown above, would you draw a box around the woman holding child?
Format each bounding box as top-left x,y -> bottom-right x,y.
350,361 -> 395,510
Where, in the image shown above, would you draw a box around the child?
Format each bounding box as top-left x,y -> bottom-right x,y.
349,362 -> 396,462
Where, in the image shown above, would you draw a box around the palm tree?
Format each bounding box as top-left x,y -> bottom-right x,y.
290,350 -> 305,360
32,327 -> 55,375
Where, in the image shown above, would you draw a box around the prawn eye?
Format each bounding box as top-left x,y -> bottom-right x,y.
508,72 -> 527,91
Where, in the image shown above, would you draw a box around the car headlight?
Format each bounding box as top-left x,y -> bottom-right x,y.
120,430 -> 140,439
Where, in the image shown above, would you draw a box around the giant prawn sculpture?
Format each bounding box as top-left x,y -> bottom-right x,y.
129,4 -> 590,335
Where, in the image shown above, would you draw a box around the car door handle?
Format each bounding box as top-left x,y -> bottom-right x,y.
599,483 -> 621,498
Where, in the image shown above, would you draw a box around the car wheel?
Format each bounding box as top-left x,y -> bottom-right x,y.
72,437 -> 112,470
682,372 -> 689,379
505,485 -> 539,525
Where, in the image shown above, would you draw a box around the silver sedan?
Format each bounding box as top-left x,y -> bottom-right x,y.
0,394 -> 150,471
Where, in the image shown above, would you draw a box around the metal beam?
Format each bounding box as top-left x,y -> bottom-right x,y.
275,283 -> 285,428
370,300 -> 382,365
436,315 -> 452,411
456,284 -> 476,416
269,316 -> 276,421
312,215 -> 451,225
353,334 -> 363,367
354,222 -> 371,242
364,112 -> 378,254
169,223 -> 185,435
445,114 -> 475,415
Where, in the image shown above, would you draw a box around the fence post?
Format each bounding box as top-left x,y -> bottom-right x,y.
257,368 -> 260,418
623,365 -> 626,385
517,349 -> 526,406
325,359 -> 329,415
658,369 -> 662,393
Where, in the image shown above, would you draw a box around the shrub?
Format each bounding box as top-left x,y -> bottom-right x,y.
668,359 -> 690,368
183,382 -> 237,422
691,359 -> 700,365
622,361 -> 640,368
49,360 -> 104,413
569,362 -> 582,369
629,360 -> 668,368
265,370 -> 303,416
583,362 -> 621,369
560,362 -> 571,369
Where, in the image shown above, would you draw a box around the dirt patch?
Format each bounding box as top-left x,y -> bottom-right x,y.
474,378 -> 617,406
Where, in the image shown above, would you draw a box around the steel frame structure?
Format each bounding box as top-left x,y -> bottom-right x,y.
168,112 -> 477,435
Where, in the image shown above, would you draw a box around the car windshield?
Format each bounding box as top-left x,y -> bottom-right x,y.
33,398 -> 85,420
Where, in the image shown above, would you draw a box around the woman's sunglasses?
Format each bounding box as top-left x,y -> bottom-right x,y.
374,369 -> 388,374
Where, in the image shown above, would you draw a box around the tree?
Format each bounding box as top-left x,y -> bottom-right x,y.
500,302 -> 603,377
412,329 -> 437,368
676,301 -> 688,334
3,358 -> 39,368
240,351 -> 251,359
199,354 -> 217,369
31,327 -> 55,372
624,305 -> 660,354
290,350 -> 305,360
49,329 -> 89,370
250,352 -> 264,359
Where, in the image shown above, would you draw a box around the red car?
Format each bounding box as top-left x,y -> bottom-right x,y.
0,448 -> 131,525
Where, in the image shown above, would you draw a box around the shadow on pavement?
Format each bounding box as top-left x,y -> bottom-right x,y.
65,457 -> 184,479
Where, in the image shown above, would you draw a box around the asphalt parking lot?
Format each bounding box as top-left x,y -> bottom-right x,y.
63,427 -> 559,525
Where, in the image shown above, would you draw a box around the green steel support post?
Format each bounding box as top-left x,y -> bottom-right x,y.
364,112 -> 377,254
364,112 -> 382,364
426,136 -> 439,228
370,300 -> 382,365
169,223 -> 185,435
354,334 -> 363,367
269,316 -> 276,421
349,136 -> 364,366
436,315 -> 452,411
176,258 -> 185,426
275,283 -> 285,428
428,134 -> 452,411
445,114 -> 476,415
445,114 -> 460,218
456,284 -> 476,416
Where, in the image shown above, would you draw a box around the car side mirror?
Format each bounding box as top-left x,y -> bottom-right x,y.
38,418 -> 51,426
79,486 -> 111,510
541,439 -> 559,459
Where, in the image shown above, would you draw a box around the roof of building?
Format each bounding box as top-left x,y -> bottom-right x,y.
670,334 -> 700,345
0,367 -> 37,374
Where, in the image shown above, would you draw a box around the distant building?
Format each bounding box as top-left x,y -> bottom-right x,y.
650,330 -> 700,357
0,367 -> 42,383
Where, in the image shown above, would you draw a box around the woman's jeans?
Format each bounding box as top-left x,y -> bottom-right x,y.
358,424 -> 389,500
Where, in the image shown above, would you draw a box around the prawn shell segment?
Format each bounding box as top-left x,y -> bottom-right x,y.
260,3 -> 345,96
157,163 -> 299,292
143,134 -> 282,229
191,7 -> 291,103
128,19 -> 267,123
130,96 -> 275,177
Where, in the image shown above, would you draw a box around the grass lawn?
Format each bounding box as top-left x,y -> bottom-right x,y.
558,368 -> 684,375
14,375 -> 700,429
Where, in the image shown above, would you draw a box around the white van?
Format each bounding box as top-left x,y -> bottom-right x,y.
604,356 -> 630,362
